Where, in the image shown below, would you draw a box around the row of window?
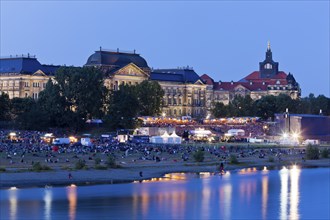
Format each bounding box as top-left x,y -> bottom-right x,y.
268,86 -> 287,90
163,97 -> 204,106
163,87 -> 205,95
165,108 -> 203,116
0,81 -> 20,87
111,81 -> 139,90
0,81 -> 46,88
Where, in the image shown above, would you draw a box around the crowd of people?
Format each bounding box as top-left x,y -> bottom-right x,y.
0,128 -> 308,171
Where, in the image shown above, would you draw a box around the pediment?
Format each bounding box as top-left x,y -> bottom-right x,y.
113,63 -> 149,77
194,79 -> 205,85
234,84 -> 249,91
32,70 -> 46,76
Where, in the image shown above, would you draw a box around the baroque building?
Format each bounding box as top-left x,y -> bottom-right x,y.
150,68 -> 207,117
201,42 -> 300,112
85,48 -> 151,90
0,55 -> 58,99
0,43 -> 300,118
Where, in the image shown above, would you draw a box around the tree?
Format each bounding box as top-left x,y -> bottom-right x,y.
229,95 -> 255,116
107,84 -> 140,129
254,95 -> 277,120
38,79 -> 68,127
193,150 -> 205,162
54,66 -> 107,130
10,98 -> 49,130
313,95 -> 330,115
136,80 -> 164,116
212,102 -> 228,118
275,94 -> 297,113
0,93 -> 10,121
10,97 -> 35,118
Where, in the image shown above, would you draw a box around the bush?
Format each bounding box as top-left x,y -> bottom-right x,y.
321,148 -> 329,158
306,145 -> 319,160
106,155 -> 117,168
268,156 -> 275,162
229,155 -> 239,164
32,162 -> 51,171
94,157 -> 101,165
95,165 -> 108,170
61,165 -> 72,171
0,167 -> 6,172
193,150 -> 205,162
75,159 -> 87,170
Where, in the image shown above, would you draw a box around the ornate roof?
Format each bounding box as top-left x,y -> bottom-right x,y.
0,56 -> 59,75
150,68 -> 201,83
200,74 -> 214,85
85,49 -> 149,68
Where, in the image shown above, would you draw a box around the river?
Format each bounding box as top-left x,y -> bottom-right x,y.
1,167 -> 329,220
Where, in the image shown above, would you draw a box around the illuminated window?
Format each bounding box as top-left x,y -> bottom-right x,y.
264,63 -> 272,69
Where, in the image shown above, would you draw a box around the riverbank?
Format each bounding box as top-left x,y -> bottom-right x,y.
1,157 -> 329,189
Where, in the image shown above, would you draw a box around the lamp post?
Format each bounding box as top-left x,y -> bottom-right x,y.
284,108 -> 290,134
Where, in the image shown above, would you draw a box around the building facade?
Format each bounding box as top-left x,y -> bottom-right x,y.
0,44 -> 301,118
201,42 -> 301,113
0,55 -> 58,99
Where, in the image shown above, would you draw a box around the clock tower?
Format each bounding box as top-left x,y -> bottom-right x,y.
259,42 -> 279,78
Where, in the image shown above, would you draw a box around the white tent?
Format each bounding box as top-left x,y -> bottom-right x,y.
150,136 -> 164,144
190,128 -> 212,137
150,131 -> 181,144
169,131 -> 182,144
227,129 -> 245,136
161,131 -> 170,143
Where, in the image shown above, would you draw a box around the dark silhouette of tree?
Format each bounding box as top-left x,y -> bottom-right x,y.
136,80 -> 164,116
107,84 -> 140,129
212,102 -> 228,118
0,93 -> 10,121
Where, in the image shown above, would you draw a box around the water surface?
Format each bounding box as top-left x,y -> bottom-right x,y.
1,167 -> 329,220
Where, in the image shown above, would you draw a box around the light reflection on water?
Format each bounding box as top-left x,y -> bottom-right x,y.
262,175 -> 268,220
9,188 -> 17,220
67,185 -> 77,220
1,168 -> 329,220
219,183 -> 232,220
43,189 -> 52,220
279,166 -> 301,220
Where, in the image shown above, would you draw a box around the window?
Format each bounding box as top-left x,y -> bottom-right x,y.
264,63 -> 272,69
168,97 -> 172,105
25,82 -> 29,87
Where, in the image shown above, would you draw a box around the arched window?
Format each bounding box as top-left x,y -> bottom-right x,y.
264,63 -> 272,69
115,81 -> 118,90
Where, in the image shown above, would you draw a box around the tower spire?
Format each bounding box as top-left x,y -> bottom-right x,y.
267,41 -> 271,51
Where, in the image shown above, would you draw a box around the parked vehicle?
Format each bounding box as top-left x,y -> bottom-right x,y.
52,138 -> 70,145
81,138 -> 92,146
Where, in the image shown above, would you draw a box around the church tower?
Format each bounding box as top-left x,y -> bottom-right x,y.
259,41 -> 279,78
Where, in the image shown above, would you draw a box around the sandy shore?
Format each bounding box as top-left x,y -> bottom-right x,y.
1,158 -> 329,189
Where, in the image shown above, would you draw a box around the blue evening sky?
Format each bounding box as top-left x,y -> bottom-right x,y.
1,1 -> 329,97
